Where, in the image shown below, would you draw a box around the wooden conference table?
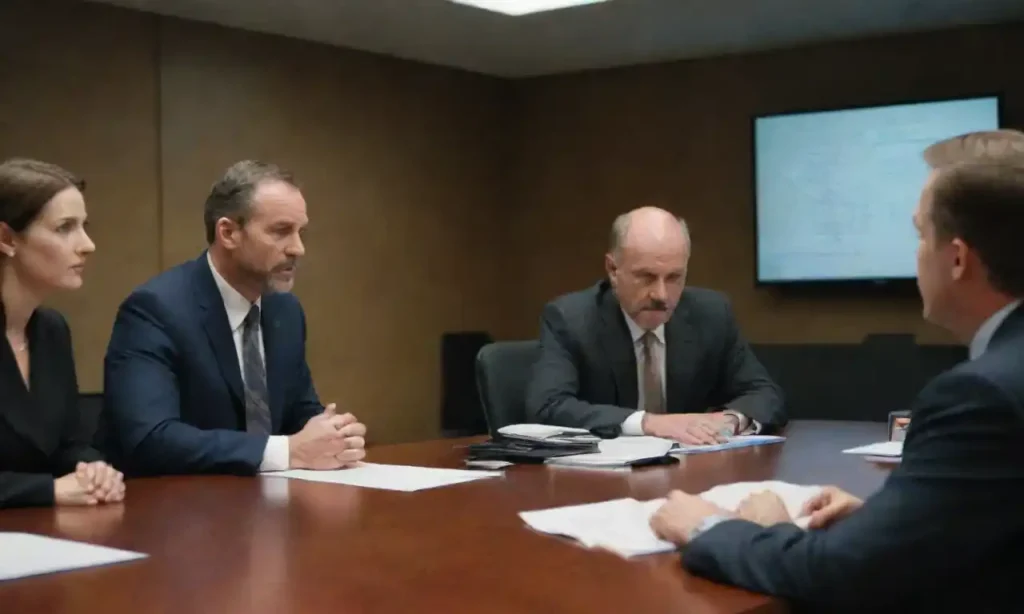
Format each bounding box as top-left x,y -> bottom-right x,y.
0,420 -> 893,614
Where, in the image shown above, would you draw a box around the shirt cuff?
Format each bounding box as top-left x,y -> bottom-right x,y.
621,410 -> 646,436
723,410 -> 760,435
687,513 -> 732,542
259,435 -> 290,472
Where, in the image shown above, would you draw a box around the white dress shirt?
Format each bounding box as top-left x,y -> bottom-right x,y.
207,253 -> 290,471
619,310 -> 757,436
969,300 -> 1021,360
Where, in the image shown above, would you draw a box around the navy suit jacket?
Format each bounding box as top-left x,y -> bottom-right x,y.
681,304 -> 1024,613
103,253 -> 322,476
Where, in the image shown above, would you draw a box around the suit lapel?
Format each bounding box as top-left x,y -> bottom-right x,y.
194,255 -> 245,408
665,300 -> 697,413
0,307 -> 58,457
260,296 -> 285,432
597,287 -> 639,409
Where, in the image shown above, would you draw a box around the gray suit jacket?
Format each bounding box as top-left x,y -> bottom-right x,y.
525,281 -> 785,431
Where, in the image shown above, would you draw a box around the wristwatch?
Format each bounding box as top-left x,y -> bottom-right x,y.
687,514 -> 730,542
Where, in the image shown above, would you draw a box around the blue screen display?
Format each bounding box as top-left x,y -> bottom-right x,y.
754,96 -> 999,283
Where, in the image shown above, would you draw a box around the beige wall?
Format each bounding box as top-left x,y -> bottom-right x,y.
1,0 -> 510,443
2,0 -> 1021,441
0,0 -> 161,389
157,18 -> 512,443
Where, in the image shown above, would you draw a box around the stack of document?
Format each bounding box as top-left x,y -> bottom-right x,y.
700,480 -> 822,524
519,480 -> 822,558
488,425 -> 786,469
542,434 -> 787,468
519,497 -> 675,557
842,440 -> 903,463
497,424 -> 600,444
544,436 -> 675,468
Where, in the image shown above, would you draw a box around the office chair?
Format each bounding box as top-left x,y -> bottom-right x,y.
77,392 -> 109,454
474,340 -> 541,436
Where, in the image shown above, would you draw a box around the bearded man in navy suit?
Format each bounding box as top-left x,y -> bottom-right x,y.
104,161 -> 366,476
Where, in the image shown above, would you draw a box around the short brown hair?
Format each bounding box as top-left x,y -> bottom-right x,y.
0,158 -> 85,233
923,129 -> 1024,168
203,160 -> 297,244
929,160 -> 1024,296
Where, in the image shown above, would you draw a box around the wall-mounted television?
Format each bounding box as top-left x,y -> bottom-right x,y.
753,95 -> 1001,286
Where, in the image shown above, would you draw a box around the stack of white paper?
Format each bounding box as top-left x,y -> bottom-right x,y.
699,480 -> 821,527
0,533 -> 147,582
266,462 -> 502,492
842,440 -> 903,463
518,480 -> 822,558
544,436 -> 675,468
519,497 -> 676,558
497,423 -> 600,444
542,433 -> 788,468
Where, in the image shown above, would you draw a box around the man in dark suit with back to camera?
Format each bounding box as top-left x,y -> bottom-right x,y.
650,129 -> 1024,613
525,206 -> 785,444
103,161 -> 367,476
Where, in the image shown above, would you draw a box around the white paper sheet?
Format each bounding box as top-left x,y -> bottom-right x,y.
544,436 -> 675,467
842,440 -> 903,457
699,480 -> 821,528
266,462 -> 502,492
0,533 -> 147,582
518,480 -> 821,558
497,423 -> 599,444
498,424 -> 590,438
672,435 -> 787,455
519,498 -> 676,558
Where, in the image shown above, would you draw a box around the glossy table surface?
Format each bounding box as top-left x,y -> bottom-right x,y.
0,420 -> 892,614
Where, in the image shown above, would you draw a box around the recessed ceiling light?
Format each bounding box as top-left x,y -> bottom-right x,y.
448,0 -> 610,17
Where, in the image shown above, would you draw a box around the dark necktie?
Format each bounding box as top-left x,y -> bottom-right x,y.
243,305 -> 272,435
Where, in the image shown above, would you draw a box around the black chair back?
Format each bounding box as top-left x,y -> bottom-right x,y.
474,340 -> 541,435
78,392 -> 109,454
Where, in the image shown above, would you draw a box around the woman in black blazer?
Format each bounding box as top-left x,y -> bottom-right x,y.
1,158 -> 125,508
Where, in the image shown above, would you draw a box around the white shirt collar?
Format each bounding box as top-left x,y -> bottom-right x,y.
969,299 -> 1021,360
621,308 -> 665,345
206,251 -> 261,333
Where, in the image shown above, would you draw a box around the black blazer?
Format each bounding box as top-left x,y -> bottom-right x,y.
682,304 -> 1024,613
103,252 -> 323,477
0,305 -> 102,508
525,281 -> 785,431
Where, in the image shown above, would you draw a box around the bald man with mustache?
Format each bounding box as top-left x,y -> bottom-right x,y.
525,207 -> 785,444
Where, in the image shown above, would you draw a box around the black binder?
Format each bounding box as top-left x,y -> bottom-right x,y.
465,436 -> 599,463
465,425 -> 623,463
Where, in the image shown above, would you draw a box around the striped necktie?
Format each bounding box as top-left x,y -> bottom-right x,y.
641,331 -> 665,413
242,305 -> 272,434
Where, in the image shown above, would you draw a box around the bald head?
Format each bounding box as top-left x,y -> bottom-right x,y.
609,206 -> 690,256
605,207 -> 691,330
